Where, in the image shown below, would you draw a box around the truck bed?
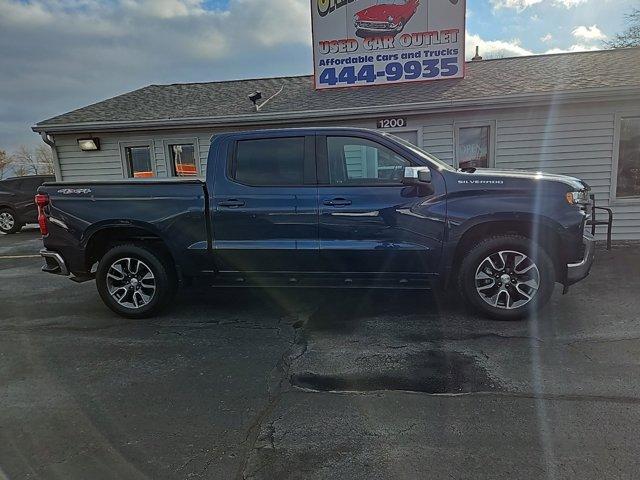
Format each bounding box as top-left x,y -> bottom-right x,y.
38,179 -> 209,277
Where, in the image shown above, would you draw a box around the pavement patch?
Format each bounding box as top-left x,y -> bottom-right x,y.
291,349 -> 498,393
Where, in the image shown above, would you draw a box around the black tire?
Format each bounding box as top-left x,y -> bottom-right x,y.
96,243 -> 177,319
0,208 -> 22,234
458,234 -> 556,321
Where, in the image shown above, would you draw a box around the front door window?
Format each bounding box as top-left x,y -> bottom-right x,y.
326,136 -> 409,185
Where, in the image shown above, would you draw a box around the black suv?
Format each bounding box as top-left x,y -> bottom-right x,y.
0,175 -> 55,234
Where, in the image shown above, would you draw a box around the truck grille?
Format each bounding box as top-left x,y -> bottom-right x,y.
356,21 -> 391,30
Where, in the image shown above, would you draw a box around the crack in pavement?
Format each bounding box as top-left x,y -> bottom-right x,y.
0,318 -> 285,335
564,336 -> 640,345
365,332 -> 545,350
234,313 -> 309,480
289,388 -> 640,405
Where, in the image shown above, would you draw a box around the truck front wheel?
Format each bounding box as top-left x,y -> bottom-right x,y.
458,234 -> 556,320
96,244 -> 176,319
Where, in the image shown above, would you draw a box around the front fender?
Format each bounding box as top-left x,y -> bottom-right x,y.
449,211 -> 567,245
439,212 -> 572,287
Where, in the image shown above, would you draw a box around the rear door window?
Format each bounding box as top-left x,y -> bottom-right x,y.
234,137 -> 305,186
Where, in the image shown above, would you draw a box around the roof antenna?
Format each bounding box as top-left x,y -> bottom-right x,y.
248,85 -> 285,112
472,46 -> 483,61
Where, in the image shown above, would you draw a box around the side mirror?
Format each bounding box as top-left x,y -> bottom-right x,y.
403,166 -> 431,185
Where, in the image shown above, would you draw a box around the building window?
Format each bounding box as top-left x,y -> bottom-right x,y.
123,145 -> 154,178
457,125 -> 490,169
234,137 -> 305,186
169,144 -> 198,176
327,136 -> 409,185
616,117 -> 640,198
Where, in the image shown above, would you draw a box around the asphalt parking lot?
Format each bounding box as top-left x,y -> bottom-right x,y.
1,230 -> 640,479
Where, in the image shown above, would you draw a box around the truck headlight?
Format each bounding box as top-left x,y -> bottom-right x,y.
565,190 -> 590,205
354,14 -> 359,21
388,15 -> 394,22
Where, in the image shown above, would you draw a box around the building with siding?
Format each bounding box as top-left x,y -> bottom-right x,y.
33,48 -> 640,239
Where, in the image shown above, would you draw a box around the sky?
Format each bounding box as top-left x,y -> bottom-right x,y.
0,0 -> 637,151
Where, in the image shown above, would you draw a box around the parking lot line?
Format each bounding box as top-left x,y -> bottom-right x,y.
0,254 -> 41,259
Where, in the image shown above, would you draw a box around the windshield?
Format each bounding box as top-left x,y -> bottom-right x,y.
383,132 -> 456,171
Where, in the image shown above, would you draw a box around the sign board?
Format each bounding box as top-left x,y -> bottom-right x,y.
311,0 -> 466,89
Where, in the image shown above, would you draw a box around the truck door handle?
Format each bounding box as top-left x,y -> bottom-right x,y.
218,199 -> 245,208
323,198 -> 352,207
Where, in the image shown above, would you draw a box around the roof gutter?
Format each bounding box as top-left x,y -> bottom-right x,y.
39,132 -> 63,181
32,85 -> 640,134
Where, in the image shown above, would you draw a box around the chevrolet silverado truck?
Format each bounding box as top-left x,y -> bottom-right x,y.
36,128 -> 595,320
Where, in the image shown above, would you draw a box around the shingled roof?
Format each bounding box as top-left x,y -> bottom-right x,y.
34,48 -> 640,131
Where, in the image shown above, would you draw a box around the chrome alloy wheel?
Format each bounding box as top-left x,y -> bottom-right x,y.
106,257 -> 156,309
0,212 -> 15,231
475,250 -> 540,310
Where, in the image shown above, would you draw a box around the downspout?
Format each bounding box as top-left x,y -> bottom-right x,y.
40,132 -> 63,182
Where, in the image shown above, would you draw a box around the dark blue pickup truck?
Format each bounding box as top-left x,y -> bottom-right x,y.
37,128 -> 595,320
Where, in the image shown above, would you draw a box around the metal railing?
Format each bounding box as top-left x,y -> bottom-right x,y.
586,194 -> 613,250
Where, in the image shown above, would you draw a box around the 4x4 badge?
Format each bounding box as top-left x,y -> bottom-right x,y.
57,188 -> 92,194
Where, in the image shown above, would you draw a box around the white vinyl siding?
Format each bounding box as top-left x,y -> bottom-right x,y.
493,112 -> 640,240
495,113 -> 615,200
153,140 -> 167,177
421,123 -> 454,166
343,145 -> 368,178
56,136 -> 124,181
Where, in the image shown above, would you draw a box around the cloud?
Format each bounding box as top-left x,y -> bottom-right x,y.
0,0 -> 312,149
491,0 -> 587,9
120,0 -> 207,18
554,0 -> 587,7
572,25 -> 607,41
490,0 -> 543,10
545,44 -> 601,54
465,30 -> 604,61
465,32 -> 534,59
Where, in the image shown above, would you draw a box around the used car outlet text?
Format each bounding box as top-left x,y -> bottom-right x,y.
318,30 -> 460,55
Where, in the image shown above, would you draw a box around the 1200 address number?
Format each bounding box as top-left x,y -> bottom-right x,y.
319,57 -> 459,86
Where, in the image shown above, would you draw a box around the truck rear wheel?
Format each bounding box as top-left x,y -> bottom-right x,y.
96,243 -> 176,319
458,234 -> 556,321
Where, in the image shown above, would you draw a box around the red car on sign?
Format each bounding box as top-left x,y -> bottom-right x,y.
354,0 -> 420,37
